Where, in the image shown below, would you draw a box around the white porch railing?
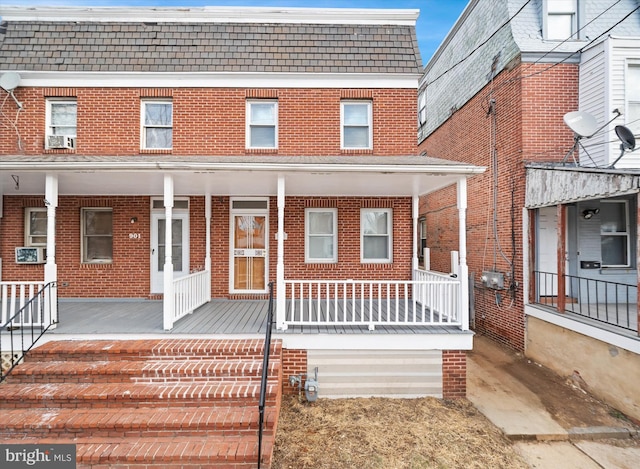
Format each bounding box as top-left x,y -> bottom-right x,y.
171,269 -> 211,327
1,281 -> 46,327
283,271 -> 461,330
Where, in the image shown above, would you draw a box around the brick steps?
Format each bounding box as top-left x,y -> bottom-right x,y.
9,359 -> 278,383
0,338 -> 283,468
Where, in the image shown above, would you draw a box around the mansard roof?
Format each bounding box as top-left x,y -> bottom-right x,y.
0,6 -> 422,74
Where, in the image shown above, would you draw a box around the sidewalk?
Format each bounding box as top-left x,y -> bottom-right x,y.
468,335 -> 640,469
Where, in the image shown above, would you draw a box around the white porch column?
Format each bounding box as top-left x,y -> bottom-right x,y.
162,175 -> 174,331
204,192 -> 212,300
412,195 -> 419,277
44,174 -> 58,326
276,176 -> 287,330
457,178 -> 470,331
0,193 -> 3,280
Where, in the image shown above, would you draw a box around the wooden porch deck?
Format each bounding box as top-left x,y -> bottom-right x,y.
50,299 -> 462,336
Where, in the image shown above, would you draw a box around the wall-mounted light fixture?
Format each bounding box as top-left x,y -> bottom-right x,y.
582,208 -> 600,220
130,216 -> 138,224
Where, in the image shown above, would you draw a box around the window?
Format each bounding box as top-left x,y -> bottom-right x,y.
82,208 -> 113,263
418,91 -> 427,126
627,64 -> 640,136
25,208 -> 47,247
418,217 -> 427,263
361,208 -> 392,263
544,0 -> 577,40
341,101 -> 372,149
246,100 -> 277,149
45,99 -> 77,147
305,209 -> 337,263
142,100 -> 172,149
600,200 -> 630,267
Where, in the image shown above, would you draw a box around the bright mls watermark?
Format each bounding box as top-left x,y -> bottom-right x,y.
1,445 -> 76,469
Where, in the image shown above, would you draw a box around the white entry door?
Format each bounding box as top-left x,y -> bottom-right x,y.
151,211 -> 190,293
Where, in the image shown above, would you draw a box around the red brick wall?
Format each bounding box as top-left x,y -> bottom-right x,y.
1,87 -> 416,156
442,350 -> 466,399
418,63 -> 579,352
1,194 -> 413,298
281,348 -> 308,396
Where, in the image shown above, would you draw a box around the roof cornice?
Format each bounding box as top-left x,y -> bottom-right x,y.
0,6 -> 419,25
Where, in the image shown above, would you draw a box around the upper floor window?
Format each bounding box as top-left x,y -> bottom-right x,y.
305,208 -> 337,263
627,64 -> 640,135
600,200 -> 630,268
25,208 -> 47,247
544,0 -> 577,40
82,208 -> 113,264
341,101 -> 372,149
246,100 -> 278,149
142,100 -> 172,149
46,99 -> 76,149
361,208 -> 392,263
418,91 -> 427,127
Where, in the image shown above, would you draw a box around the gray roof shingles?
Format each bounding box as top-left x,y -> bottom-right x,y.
0,20 -> 422,74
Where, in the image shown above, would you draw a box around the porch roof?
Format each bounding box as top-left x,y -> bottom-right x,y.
0,154 -> 485,197
525,164 -> 640,208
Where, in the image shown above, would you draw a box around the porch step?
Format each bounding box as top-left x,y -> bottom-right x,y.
0,339 -> 282,468
9,358 -> 277,383
307,349 -> 443,398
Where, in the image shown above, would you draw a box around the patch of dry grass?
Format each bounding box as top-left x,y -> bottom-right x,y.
272,396 -> 529,469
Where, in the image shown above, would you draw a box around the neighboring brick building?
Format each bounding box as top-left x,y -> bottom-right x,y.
418,0 -> 640,420
0,6 -> 484,398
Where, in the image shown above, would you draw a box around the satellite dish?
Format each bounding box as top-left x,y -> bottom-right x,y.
563,111 -> 599,138
609,125 -> 637,168
615,125 -> 636,150
0,72 -> 21,92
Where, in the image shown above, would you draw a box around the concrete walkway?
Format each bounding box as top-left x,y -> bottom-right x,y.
468,335 -> 640,469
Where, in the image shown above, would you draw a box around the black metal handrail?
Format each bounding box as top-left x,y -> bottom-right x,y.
533,271 -> 637,332
257,281 -> 275,469
0,282 -> 57,382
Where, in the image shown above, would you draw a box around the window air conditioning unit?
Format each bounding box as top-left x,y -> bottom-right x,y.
47,135 -> 75,149
15,247 -> 46,264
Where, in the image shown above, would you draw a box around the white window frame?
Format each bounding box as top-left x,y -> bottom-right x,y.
81,208 -> 113,264
141,100 -> 173,150
361,208 -> 392,263
600,200 -> 630,268
305,208 -> 338,263
418,91 -> 427,126
45,98 -> 77,146
543,0 -> 577,41
626,62 -> 640,136
24,208 -> 47,247
246,99 -> 278,149
341,100 -> 373,150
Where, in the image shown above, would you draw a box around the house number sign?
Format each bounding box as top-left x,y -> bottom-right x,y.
129,233 -> 142,239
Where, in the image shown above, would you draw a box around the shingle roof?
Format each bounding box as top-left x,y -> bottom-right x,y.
0,17 -> 422,74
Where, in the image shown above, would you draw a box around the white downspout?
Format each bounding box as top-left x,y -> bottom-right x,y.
457,178 -> 469,331
205,192 -> 212,301
412,195 -> 419,279
163,175 -> 174,331
44,174 -> 58,327
276,175 -> 287,330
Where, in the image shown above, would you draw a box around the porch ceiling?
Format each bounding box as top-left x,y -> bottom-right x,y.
0,155 -> 485,197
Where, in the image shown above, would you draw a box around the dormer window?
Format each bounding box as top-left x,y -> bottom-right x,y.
544,0 -> 577,41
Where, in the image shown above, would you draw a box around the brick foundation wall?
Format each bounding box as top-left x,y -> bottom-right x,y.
281,348 -> 308,396
418,62 -> 579,352
442,350 -> 467,399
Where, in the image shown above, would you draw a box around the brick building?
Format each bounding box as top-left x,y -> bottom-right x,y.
0,6 -> 485,399
418,0 -> 640,420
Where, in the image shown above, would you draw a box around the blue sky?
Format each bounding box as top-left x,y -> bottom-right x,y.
14,0 -> 469,63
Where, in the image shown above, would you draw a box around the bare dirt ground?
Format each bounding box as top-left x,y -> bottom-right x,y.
271,395 -> 530,469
